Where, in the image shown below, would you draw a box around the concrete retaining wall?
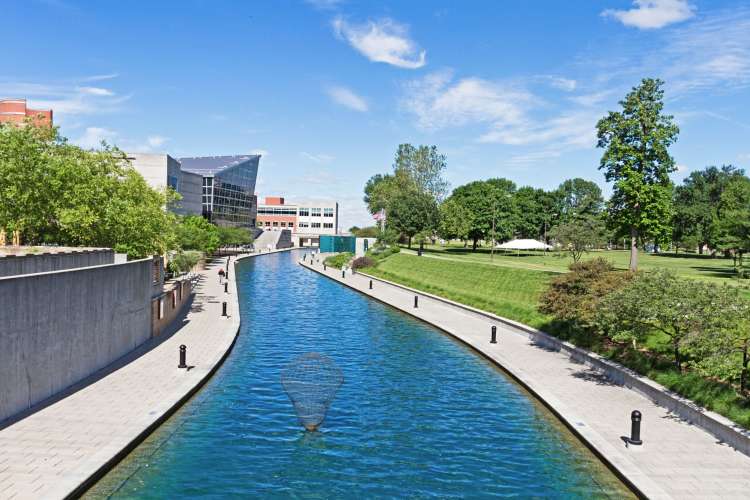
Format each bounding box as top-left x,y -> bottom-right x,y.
0,249 -> 114,277
151,279 -> 193,337
0,258 -> 152,423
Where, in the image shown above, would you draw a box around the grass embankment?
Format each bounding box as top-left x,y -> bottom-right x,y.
363,253 -> 750,429
364,253 -> 553,328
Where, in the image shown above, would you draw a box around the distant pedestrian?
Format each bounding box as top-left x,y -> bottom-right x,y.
218,268 -> 225,283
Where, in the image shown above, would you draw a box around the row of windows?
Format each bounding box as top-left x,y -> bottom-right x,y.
257,207 -> 297,215
262,221 -> 295,228
293,222 -> 335,230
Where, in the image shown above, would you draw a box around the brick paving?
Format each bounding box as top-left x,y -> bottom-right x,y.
302,257 -> 750,499
0,254 -> 256,499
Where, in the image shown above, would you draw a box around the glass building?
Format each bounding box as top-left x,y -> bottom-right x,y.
179,155 -> 260,228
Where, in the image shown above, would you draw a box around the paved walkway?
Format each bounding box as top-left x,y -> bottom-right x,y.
302,257 -> 750,499
0,256 -> 248,499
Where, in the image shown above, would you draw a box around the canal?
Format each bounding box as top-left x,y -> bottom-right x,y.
87,250 -> 631,498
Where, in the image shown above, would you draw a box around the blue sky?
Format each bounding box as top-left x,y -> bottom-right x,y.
3,0 -> 750,228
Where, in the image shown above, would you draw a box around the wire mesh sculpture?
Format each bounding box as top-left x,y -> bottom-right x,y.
281,353 -> 343,431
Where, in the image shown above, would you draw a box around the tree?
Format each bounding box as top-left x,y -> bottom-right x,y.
350,226 -> 380,238
596,78 -> 679,270
550,216 -> 606,262
438,197 -> 471,242
512,186 -> 553,239
386,190 -> 438,248
0,123 -> 176,257
363,173 -> 398,214
715,174 -> 750,267
218,226 -> 253,248
176,216 -> 220,254
393,144 -> 450,202
447,178 -> 516,251
554,178 -> 604,222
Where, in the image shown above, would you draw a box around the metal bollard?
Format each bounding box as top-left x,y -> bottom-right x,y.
324,263 -> 327,271
629,410 -> 643,445
178,344 -> 187,368
342,270 -> 345,278
224,282 -> 228,293
369,279 -> 373,290
303,254 -> 307,261
222,301 -> 228,317
490,325 -> 497,343
414,295 -> 418,308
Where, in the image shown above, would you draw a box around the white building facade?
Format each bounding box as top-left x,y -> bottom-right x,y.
256,197 -> 339,247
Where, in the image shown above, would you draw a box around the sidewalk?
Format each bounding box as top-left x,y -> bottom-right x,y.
0,257 -> 243,499
301,257 -> 750,499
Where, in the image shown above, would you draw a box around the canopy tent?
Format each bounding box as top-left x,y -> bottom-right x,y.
495,238 -> 552,250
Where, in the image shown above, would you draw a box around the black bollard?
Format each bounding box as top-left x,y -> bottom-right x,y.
224,282 -> 228,293
342,270 -> 345,279
369,279 -> 373,290
414,295 -> 418,308
629,410 -> 643,445
324,263 -> 327,271
178,344 -> 187,368
303,254 -> 306,261
490,325 -> 497,343
222,301 -> 228,317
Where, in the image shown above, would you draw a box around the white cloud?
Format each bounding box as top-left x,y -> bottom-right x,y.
548,77 -> 577,91
300,152 -> 335,163
83,73 -> 119,82
479,111 -> 599,148
603,0 -> 695,29
506,150 -> 563,166
332,16 -> 426,69
76,86 -> 114,96
146,135 -> 168,148
326,85 -> 369,112
402,70 -> 531,131
676,163 -> 688,172
75,127 -> 118,149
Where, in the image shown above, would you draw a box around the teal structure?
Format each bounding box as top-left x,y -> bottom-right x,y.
320,235 -> 355,253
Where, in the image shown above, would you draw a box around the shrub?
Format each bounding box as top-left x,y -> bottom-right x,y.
539,258 -> 632,342
168,250 -> 202,274
367,245 -> 400,261
351,256 -> 376,270
324,252 -> 353,268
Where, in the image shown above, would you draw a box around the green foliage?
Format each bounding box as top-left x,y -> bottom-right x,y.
218,226 -> 253,247
324,252 -> 354,268
554,178 -> 604,222
446,178 -> 516,250
550,215 -> 606,262
387,189 -> 439,247
539,258 -> 633,345
392,144 -> 450,202
167,250 -> 203,274
350,225 -> 380,238
596,78 -> 679,270
366,245 -> 400,262
176,216 -> 220,254
438,197 -> 471,241
0,122 -> 176,258
363,173 -> 398,214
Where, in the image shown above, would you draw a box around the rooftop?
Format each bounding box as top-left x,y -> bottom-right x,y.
179,155 -> 260,176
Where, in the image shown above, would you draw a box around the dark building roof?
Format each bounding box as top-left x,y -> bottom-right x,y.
179,155 -> 260,176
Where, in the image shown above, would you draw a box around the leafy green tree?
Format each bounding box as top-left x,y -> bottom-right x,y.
393,144 -> 450,202
550,216 -> 606,262
438,197 -> 471,242
176,216 -> 220,254
596,78 -> 679,270
715,174 -> 750,267
554,178 -> 604,222
217,226 -> 253,247
350,226 -> 380,238
447,178 -> 516,251
512,186 -> 555,239
386,190 -> 438,248
363,173 -> 398,214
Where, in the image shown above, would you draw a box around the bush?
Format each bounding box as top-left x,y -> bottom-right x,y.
539,258 -> 633,343
367,245 -> 400,261
168,250 -> 202,274
324,252 -> 353,268
351,256 -> 376,270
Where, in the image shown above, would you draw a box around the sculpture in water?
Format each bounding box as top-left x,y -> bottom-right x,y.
281,353 -> 343,431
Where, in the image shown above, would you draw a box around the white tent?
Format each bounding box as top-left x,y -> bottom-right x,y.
495,238 -> 552,250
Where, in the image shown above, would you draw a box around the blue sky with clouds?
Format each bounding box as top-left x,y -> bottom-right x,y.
3,0 -> 750,228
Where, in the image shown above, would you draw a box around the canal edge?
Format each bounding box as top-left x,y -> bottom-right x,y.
299,258 -> 661,500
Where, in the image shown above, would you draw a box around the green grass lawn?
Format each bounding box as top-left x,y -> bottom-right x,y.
408,244 -> 750,294
364,253 -> 553,328
362,251 -> 750,429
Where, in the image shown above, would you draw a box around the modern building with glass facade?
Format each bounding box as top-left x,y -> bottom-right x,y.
179,155 -> 260,228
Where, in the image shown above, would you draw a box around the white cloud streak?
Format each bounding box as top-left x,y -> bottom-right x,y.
326,85 -> 369,112
603,0 -> 695,29
333,16 -> 426,69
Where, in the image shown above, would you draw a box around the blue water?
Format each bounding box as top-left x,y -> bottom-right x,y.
87,251 -> 631,498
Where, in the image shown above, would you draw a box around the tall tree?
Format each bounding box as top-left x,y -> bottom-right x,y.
555,178 -> 604,222
386,190 -> 438,248
438,197 -> 471,242
447,179 -> 516,251
393,144 -> 450,202
363,173 -> 398,214
596,78 -> 679,270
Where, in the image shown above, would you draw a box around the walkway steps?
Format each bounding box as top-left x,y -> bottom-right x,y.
300,257 -> 750,500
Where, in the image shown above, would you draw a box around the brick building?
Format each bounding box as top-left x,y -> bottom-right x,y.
0,99 -> 53,127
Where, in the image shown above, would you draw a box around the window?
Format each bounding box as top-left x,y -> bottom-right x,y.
264,221 -> 270,226
311,208 -> 321,217
311,222 -> 321,228
323,223 -> 333,229
272,222 -> 278,227
323,207 -> 334,217
288,222 -> 294,228
298,222 -> 309,228
299,208 -> 309,216
168,175 -> 179,190
280,222 -> 286,227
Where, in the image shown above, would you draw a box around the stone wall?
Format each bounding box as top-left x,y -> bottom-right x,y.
0,258 -> 152,423
0,249 -> 114,278
151,279 -> 193,337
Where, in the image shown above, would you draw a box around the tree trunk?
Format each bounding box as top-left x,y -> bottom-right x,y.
407,236 -> 412,249
742,344 -> 748,394
629,226 -> 639,271
472,237 -> 478,251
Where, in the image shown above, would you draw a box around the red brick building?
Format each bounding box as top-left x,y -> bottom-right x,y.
0,99 -> 53,127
